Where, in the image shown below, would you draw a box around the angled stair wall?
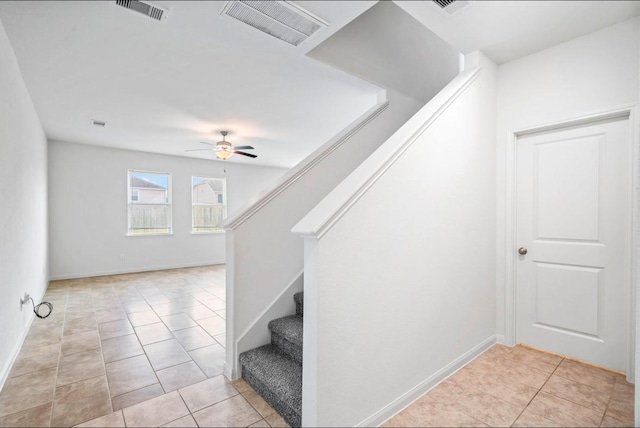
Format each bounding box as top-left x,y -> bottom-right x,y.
223,90 -> 424,380
292,53 -> 498,426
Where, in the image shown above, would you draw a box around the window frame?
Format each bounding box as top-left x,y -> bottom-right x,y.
191,176 -> 227,234
127,169 -> 173,236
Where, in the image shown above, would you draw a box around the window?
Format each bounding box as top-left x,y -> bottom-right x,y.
127,170 -> 171,235
192,176 -> 226,233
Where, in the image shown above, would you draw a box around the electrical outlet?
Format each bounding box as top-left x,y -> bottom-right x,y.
20,293 -> 30,305
119,254 -> 125,261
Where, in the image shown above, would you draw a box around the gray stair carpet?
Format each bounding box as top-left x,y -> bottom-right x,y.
269,315 -> 303,364
294,291 -> 304,317
239,291 -> 304,427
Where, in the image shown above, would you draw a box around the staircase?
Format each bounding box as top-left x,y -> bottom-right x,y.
239,292 -> 304,427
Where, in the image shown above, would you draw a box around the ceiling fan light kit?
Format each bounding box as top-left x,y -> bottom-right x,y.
185,130 -> 257,161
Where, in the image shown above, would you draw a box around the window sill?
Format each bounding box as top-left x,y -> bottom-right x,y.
126,233 -> 174,238
190,231 -> 226,235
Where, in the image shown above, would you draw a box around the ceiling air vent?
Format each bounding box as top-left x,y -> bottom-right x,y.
115,0 -> 168,22
221,1 -> 328,47
433,0 -> 470,15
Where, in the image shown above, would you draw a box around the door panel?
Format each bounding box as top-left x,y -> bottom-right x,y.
516,118 -> 629,371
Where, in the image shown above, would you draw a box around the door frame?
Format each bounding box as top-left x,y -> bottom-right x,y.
503,106 -> 638,380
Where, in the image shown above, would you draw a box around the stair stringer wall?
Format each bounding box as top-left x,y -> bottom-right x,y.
293,52 -> 498,426
224,90 -> 424,379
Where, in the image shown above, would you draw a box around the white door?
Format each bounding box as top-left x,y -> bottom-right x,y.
515,116 -> 630,372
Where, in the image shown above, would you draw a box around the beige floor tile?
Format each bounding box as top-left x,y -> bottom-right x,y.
51,375 -> 112,427
161,313 -> 198,331
156,361 -> 207,392
192,395 -> 262,427
101,334 -> 144,363
111,384 -> 165,411
189,343 -> 225,377
98,319 -> 134,340
492,357 -> 551,389
143,339 -> 191,371
122,300 -> 152,314
134,322 -> 173,345
172,326 -> 216,351
127,310 -> 161,327
511,406 -> 562,427
243,388 -> 277,418
95,309 -> 127,324
196,314 -> 226,336
143,295 -> 172,306
456,366 -> 538,407
9,343 -> 60,378
201,298 -> 225,311
249,419 -> 271,427
265,412 -> 291,427
605,381 -> 634,424
75,410 -> 125,427
555,360 -> 617,390
507,346 -> 563,373
105,355 -> 158,397
0,368 -> 57,418
542,374 -> 612,413
22,324 -> 63,349
151,302 -> 190,317
122,391 -> 189,427
160,414 -> 198,427
56,348 -> 105,386
383,398 -> 487,427
231,378 -> 253,394
180,304 -> 215,320
63,313 -> 98,336
61,330 -> 101,356
0,402 -> 52,427
214,333 -> 226,348
601,413 -> 631,427
526,391 -> 603,427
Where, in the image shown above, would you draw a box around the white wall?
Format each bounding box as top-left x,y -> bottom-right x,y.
495,18 -> 640,369
294,53 -> 497,426
0,19 -> 48,389
48,141 -> 286,279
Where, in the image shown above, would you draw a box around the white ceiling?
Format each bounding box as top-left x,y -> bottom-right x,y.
396,0 -> 640,65
1,1 -> 639,169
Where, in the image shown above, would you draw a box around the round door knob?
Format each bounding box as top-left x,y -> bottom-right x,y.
518,247 -> 528,255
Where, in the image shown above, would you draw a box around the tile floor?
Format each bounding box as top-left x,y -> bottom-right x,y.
383,344 -> 634,427
0,266 -> 634,427
0,266 -> 289,427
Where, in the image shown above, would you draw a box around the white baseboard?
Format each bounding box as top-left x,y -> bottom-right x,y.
357,334 -> 498,427
49,260 -> 225,280
0,311 -> 36,393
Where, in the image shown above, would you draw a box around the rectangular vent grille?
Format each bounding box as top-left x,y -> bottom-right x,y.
222,1 -> 327,47
433,0 -> 456,8
115,0 -> 166,21
433,0 -> 470,15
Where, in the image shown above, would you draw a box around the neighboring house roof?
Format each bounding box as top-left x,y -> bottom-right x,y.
193,180 -> 223,192
131,176 -> 166,189
207,180 -> 223,192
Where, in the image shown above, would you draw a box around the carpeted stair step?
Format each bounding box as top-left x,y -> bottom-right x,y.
294,291 -> 304,317
239,345 -> 302,427
269,315 -> 303,364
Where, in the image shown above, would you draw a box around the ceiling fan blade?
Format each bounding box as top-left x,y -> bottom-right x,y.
185,148 -> 212,152
200,141 -> 214,146
233,145 -> 254,150
234,151 -> 257,158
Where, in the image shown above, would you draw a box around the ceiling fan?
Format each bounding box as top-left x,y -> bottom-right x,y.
186,131 -> 257,160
